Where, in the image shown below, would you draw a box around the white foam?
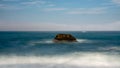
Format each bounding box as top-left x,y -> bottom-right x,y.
0,52 -> 120,68
77,39 -> 91,43
28,39 -> 54,45
28,39 -> 90,45
99,46 -> 120,51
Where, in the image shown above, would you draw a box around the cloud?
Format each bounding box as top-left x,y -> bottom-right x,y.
0,0 -> 49,10
67,7 -> 107,14
47,4 -> 55,7
0,21 -> 120,31
44,8 -> 66,11
112,0 -> 120,5
0,23 -> 69,31
21,1 -> 46,6
0,4 -> 5,8
0,0 -> 48,10
2,0 -> 19,1
0,4 -> 9,9
0,4 -> 21,10
75,21 -> 120,31
79,21 -> 120,31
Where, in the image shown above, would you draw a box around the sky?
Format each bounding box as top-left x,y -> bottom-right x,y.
0,0 -> 120,31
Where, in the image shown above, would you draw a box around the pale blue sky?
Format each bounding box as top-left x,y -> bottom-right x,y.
0,0 -> 120,31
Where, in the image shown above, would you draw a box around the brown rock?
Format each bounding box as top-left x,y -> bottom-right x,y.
53,34 -> 77,42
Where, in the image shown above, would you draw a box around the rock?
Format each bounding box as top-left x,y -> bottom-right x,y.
53,34 -> 77,42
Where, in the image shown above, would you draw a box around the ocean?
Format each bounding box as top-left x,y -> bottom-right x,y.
0,31 -> 120,68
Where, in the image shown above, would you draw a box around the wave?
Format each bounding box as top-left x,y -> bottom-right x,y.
77,39 -> 91,43
28,39 -> 91,45
99,46 -> 120,51
28,39 -> 54,45
0,52 -> 120,68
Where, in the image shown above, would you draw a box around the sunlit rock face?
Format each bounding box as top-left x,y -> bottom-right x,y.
53,34 -> 77,42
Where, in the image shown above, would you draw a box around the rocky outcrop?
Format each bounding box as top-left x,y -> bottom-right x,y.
53,34 -> 77,42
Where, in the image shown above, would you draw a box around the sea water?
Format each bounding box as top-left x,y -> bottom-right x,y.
0,31 -> 120,68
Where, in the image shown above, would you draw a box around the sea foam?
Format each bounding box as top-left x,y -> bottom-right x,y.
28,39 -> 90,46
0,52 -> 120,68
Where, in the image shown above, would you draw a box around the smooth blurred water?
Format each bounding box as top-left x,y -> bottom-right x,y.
0,31 -> 120,68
